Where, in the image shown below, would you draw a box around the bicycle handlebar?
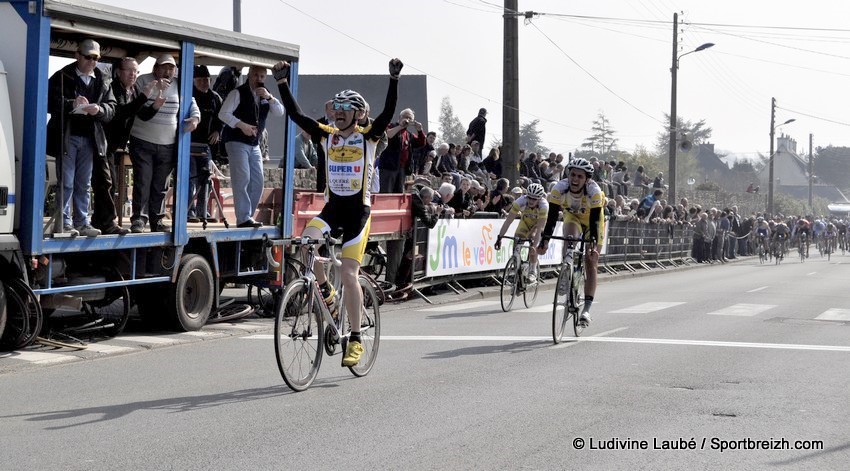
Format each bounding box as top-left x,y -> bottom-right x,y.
542,234 -> 595,243
285,234 -> 343,267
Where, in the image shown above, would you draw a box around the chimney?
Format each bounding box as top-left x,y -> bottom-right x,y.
777,133 -> 797,153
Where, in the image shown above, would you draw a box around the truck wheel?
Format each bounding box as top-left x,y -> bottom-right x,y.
168,254 -> 213,331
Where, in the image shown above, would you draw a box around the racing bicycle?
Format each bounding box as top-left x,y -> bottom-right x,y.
498,236 -> 539,312
273,235 -> 380,392
547,234 -> 592,344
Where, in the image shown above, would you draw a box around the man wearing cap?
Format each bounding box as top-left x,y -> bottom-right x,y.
189,64 -> 223,223
47,38 -> 117,237
130,54 -> 201,233
219,65 -> 284,228
466,107 -> 487,149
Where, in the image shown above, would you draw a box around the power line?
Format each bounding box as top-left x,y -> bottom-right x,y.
528,21 -> 666,127
777,107 -> 850,127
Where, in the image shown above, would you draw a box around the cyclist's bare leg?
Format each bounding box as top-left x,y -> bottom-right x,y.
341,258 -> 362,334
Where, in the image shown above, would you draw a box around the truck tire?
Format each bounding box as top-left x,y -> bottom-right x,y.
0,280 -> 7,340
168,254 -> 213,331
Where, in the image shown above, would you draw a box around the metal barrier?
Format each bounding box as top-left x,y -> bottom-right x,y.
406,219 -> 696,304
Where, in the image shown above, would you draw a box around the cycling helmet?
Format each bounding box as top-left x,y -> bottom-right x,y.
332,89 -> 367,111
757,216 -> 764,222
527,183 -> 545,199
566,157 -> 594,177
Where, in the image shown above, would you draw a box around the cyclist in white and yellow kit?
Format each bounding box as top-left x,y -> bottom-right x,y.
274,58 -> 402,366
541,158 -> 605,327
494,183 -> 548,283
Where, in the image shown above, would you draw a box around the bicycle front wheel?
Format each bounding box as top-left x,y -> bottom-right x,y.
500,257 -> 519,312
571,263 -> 587,337
274,279 -> 324,392
346,275 -> 381,377
523,270 -> 539,308
552,268 -> 571,344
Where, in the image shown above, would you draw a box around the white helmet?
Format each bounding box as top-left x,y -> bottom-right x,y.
527,183 -> 545,199
332,89 -> 367,111
567,157 -> 594,177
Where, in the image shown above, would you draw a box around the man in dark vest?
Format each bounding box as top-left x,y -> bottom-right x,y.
219,65 -> 284,228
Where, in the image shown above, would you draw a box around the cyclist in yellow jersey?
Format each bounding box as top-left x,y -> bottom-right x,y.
273,58 -> 403,367
541,158 -> 605,326
494,183 -> 548,283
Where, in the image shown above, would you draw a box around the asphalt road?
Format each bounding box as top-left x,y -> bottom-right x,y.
2,253 -> 849,470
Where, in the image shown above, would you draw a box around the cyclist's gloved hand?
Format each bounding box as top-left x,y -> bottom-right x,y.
389,58 -> 404,78
494,237 -> 501,251
272,61 -> 290,82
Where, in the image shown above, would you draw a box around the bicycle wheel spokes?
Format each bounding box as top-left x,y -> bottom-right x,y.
523,268 -> 539,308
500,257 -> 519,312
274,280 -> 323,392
552,268 -> 571,344
571,264 -> 587,337
348,276 -> 381,377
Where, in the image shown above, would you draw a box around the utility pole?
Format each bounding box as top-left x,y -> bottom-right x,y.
502,0 -> 520,185
768,97 -> 776,216
667,12 -> 679,203
233,0 -> 241,32
808,133 -> 814,213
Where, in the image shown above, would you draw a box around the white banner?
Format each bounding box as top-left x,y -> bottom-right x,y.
425,219 -> 566,277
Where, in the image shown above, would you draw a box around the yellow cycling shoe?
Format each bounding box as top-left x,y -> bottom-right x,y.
342,340 -> 364,367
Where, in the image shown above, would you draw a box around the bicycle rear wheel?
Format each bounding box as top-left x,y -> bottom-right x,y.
274,279 -> 324,392
552,268 -> 571,344
346,275 -> 381,377
571,263 -> 587,337
500,257 -> 519,312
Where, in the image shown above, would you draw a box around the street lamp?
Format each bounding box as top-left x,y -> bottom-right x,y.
767,108 -> 795,215
668,13 -> 713,203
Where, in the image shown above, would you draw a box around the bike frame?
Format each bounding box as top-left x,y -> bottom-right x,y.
291,236 -> 347,344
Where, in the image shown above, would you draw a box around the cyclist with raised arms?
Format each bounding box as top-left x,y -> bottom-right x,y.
494,183 -> 549,283
273,58 -> 402,367
541,158 -> 605,327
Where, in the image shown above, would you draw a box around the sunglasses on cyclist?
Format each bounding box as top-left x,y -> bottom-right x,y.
82,54 -> 99,61
332,102 -> 355,111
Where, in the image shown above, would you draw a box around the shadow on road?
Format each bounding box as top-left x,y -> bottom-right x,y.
422,340 -> 546,359
769,441 -> 850,466
1,385 -> 290,430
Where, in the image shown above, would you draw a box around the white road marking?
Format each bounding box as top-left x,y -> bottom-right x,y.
2,351 -> 78,364
815,309 -> 850,322
609,302 -> 685,314
420,301 -> 499,312
747,286 -> 768,293
514,305 -> 556,313
807,272 -> 817,276
242,334 -> 850,352
707,304 -> 776,317
85,344 -> 135,354
593,327 -> 629,337
118,336 -> 177,345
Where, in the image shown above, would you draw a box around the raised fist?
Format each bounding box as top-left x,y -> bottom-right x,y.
272,61 -> 290,82
389,58 -> 403,77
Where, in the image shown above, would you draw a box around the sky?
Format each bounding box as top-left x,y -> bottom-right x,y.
98,0 -> 850,164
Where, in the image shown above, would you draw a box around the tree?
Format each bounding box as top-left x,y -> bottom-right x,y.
519,119 -> 549,156
581,112 -> 618,157
655,115 -> 712,154
813,145 -> 850,194
437,96 -> 466,145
